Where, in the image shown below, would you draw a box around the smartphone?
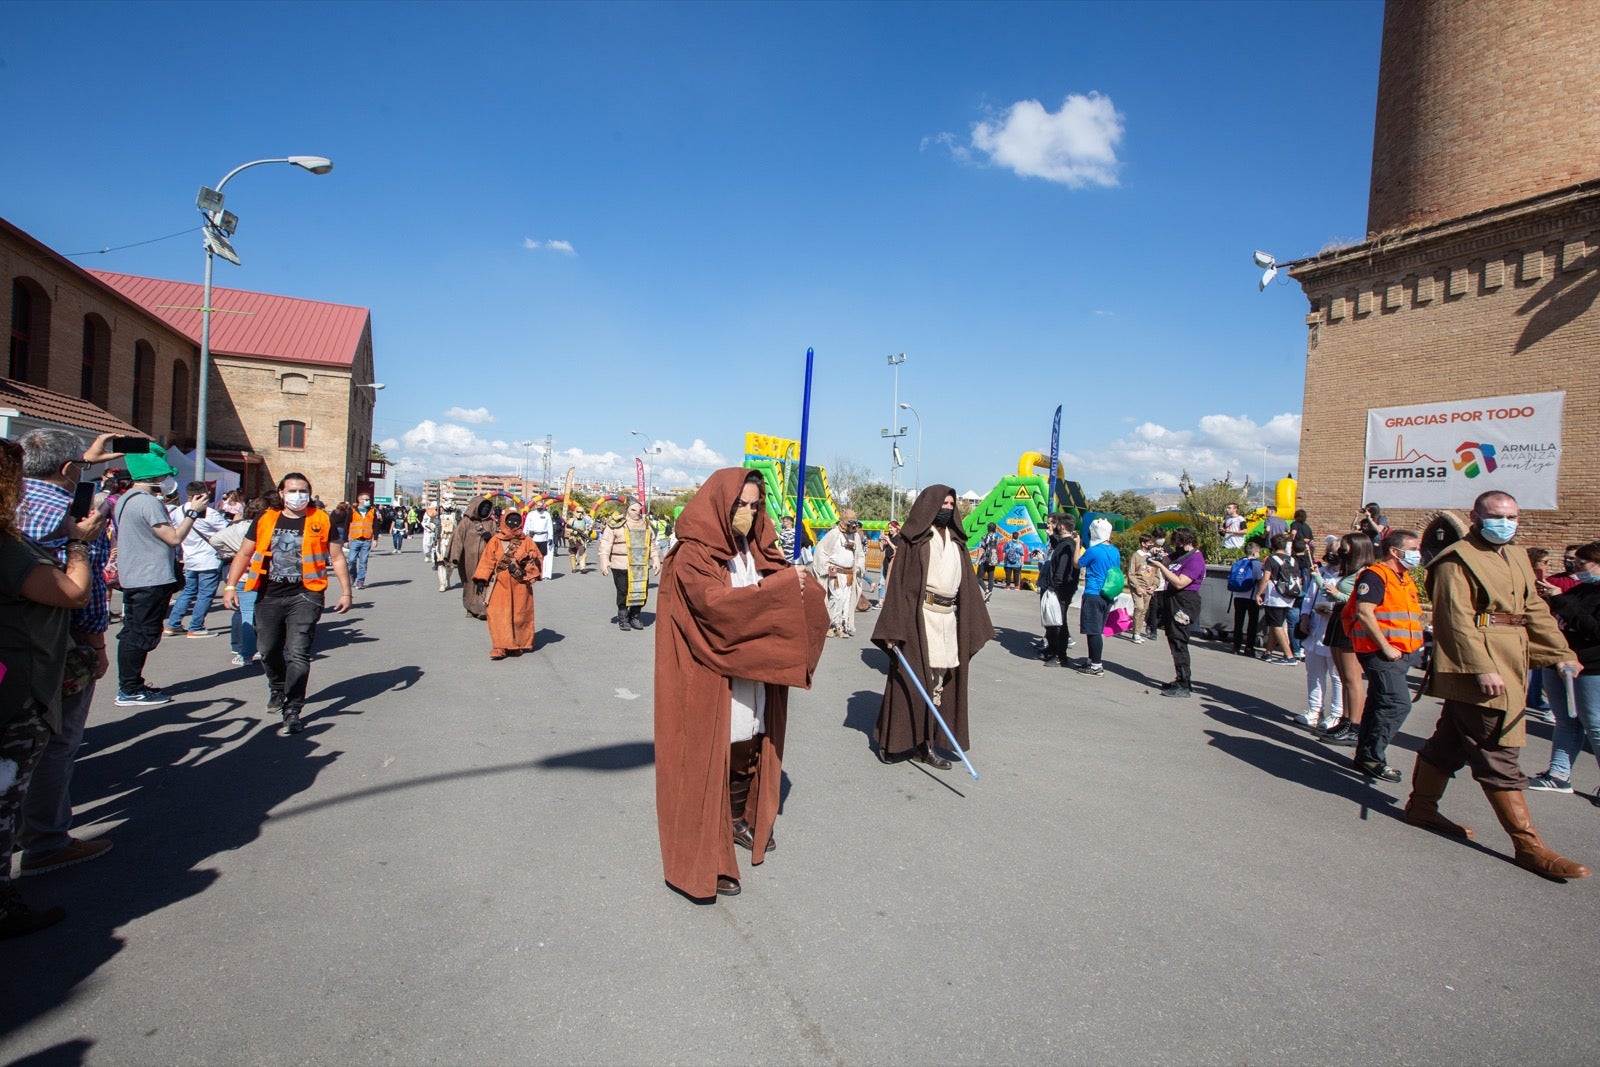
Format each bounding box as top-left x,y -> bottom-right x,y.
71,481 -> 97,519
110,436 -> 151,455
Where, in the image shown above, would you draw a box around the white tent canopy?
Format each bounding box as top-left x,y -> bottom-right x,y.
960,489 -> 983,502
163,447 -> 242,497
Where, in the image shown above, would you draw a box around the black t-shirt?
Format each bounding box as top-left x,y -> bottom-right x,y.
1265,553 -> 1299,600
1353,567 -> 1387,607
1289,520 -> 1314,558
881,538 -> 896,570
261,515 -> 307,599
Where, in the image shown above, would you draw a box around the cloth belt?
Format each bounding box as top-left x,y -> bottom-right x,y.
1475,613 -> 1528,628
924,591 -> 956,614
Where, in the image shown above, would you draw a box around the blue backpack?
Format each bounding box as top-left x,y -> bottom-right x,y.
1226,557 -> 1258,593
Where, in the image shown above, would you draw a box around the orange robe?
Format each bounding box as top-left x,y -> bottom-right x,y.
473,527 -> 542,658
653,469 -> 830,900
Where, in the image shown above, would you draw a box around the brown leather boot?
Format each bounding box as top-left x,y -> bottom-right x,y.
1485,788 -> 1592,879
729,739 -> 775,851
1403,758 -> 1474,839
915,742 -> 951,770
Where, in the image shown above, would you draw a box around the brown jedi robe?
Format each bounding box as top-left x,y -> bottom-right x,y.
472,514 -> 543,658
447,496 -> 497,619
1424,532 -> 1573,744
871,484 -> 995,757
654,468 -> 830,900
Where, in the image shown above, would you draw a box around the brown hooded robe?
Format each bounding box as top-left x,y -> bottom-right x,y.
871,484 -> 995,757
472,514 -> 543,657
447,496 -> 497,619
654,468 -> 830,900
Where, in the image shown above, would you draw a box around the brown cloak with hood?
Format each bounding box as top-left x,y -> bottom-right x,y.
447,495 -> 498,619
871,484 -> 995,757
472,513 -> 543,656
654,468 -> 830,900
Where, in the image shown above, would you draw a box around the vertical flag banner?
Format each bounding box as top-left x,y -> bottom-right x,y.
1362,391 -> 1564,509
1047,404 -> 1063,515
635,457 -> 647,506
562,466 -> 576,511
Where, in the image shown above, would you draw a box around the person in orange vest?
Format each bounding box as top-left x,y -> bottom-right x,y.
1343,528 -> 1425,782
222,473 -> 353,735
346,493 -> 377,589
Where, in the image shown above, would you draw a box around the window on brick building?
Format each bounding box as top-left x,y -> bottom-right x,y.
10,279 -> 46,384
279,420 -> 307,450
131,340 -> 155,429
171,361 -> 190,437
80,314 -> 111,409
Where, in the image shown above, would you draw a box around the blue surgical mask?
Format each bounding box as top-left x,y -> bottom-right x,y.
1479,517 -> 1518,544
1400,549 -> 1422,569
1578,569 -> 1600,585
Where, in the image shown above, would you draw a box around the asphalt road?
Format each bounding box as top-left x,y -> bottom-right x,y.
4,544 -> 1597,1066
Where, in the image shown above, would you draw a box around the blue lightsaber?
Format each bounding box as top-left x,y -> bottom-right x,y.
890,646 -> 979,780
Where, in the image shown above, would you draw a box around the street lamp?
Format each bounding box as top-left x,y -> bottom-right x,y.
898,401 -> 922,500
193,155 -> 333,482
883,353 -> 907,522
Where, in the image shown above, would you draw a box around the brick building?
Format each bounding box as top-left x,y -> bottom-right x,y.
1289,0 -> 1600,548
4,217 -> 378,501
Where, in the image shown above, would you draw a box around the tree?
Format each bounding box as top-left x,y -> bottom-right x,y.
1087,489 -> 1155,523
370,443 -> 392,464
1175,471 -> 1250,560
846,481 -> 894,522
827,457 -> 872,505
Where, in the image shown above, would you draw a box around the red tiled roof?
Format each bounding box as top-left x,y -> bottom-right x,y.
89,270 -> 368,369
0,377 -> 144,436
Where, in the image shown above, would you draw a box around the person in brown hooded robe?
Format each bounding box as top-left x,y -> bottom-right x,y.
447,496 -> 497,620
872,485 -> 995,768
471,510 -> 543,660
654,468 -> 829,901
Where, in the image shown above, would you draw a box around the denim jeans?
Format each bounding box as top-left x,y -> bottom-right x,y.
1543,668 -> 1599,781
20,678 -> 94,859
230,579 -> 258,660
345,538 -> 372,585
253,588 -> 325,712
1287,606 -> 1304,657
1526,668 -> 1551,711
167,566 -> 223,632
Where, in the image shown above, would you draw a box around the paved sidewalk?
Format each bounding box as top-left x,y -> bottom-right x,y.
3,549 -> 1597,1065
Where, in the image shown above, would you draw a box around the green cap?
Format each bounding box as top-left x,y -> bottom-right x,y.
123,443 -> 177,483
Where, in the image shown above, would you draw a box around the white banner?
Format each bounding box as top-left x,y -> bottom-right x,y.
1363,391 -> 1564,509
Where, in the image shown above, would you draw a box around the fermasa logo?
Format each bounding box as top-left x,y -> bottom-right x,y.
1453,441 -> 1498,478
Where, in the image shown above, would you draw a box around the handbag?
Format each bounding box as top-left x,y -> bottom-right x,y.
1040,589 -> 1063,627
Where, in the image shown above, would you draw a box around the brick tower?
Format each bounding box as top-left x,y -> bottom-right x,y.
1290,0 -> 1600,547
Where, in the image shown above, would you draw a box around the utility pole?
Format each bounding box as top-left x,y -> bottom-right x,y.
882,353 -> 907,522
542,434 -> 554,491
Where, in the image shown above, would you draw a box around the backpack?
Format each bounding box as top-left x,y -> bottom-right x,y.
1101,565 -> 1126,600
1227,557 -> 1258,593
1272,555 -> 1303,599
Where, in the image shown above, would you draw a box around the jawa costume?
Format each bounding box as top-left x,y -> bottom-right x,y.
472,511 -> 543,660
871,484 -> 995,768
447,496 -> 497,620
653,468 -> 829,901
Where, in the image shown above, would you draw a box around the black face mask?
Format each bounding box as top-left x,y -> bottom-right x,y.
935,507 -> 956,528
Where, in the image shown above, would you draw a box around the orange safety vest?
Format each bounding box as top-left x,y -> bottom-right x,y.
1343,562 -> 1424,654
348,507 -> 375,540
245,508 -> 332,592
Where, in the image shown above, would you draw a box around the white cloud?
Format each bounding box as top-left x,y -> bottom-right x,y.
387,422 -> 729,484
938,92 -> 1124,188
443,405 -> 495,424
522,237 -> 576,255
1063,412 -> 1302,489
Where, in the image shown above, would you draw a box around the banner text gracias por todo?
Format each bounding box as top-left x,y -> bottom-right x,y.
1363,391 -> 1563,509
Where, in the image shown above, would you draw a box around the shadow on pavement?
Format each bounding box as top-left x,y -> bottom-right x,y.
307,665 -> 423,721
311,619 -> 378,654
8,1038 -> 93,1066
4,703 -> 338,1042
534,629 -> 565,647
538,741 -> 654,771
991,626 -> 1043,661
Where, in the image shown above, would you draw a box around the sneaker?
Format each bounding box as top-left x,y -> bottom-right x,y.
1263,655 -> 1295,665
115,688 -> 171,707
161,628 -> 183,637
1527,772 -> 1574,794
1295,650 -> 1307,661
1130,634 -> 1147,644
1525,706 -> 1556,725
1077,662 -> 1104,677
1066,638 -> 1078,649
185,629 -> 215,639
251,653 -> 262,662
1291,711 -> 1318,728
1161,686 -> 1192,699
1317,717 -> 1342,732
282,709 -> 305,735
19,837 -> 113,876
1355,757 -> 1403,783
267,693 -> 286,715
1321,724 -> 1359,747
230,652 -> 246,666
0,888 -> 65,939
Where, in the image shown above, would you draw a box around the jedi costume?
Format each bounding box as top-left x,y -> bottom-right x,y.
446,496 -> 497,620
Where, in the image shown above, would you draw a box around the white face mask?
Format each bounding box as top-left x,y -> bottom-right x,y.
158,476 -> 179,497
284,491 -> 312,511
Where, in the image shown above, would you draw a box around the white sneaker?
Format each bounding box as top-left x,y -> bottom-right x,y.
1291,710 -> 1318,727
1317,716 -> 1341,732
229,652 -> 245,666
1131,634 -> 1147,644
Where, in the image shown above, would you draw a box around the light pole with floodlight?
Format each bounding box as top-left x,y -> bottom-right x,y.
193,155 -> 332,483
630,429 -> 662,515
898,401 -> 922,500
882,353 -> 907,522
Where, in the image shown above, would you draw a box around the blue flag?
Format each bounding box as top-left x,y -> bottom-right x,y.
1047,405 -> 1062,515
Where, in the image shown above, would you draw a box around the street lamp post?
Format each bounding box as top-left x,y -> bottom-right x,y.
883,353 -> 907,522
630,429 -> 662,515
898,401 -> 922,500
193,155 -> 332,483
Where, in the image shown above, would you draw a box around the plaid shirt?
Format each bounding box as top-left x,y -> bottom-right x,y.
19,477 -> 112,636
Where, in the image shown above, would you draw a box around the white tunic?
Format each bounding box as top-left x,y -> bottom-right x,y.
727,546 -> 767,743
923,530 -> 963,670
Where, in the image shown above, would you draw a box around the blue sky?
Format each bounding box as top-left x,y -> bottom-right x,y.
3,0 -> 1382,498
